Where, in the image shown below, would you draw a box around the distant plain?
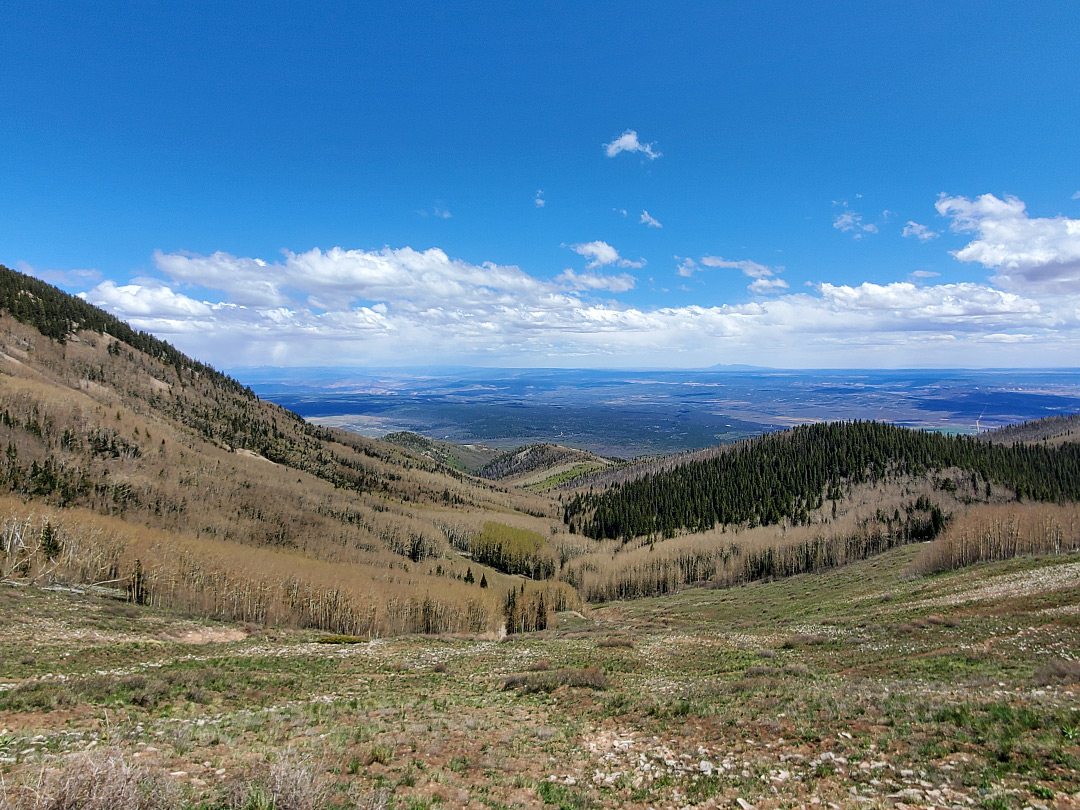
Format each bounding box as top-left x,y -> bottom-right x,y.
236,367 -> 1080,457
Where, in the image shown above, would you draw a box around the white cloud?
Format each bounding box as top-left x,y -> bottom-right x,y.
613,208 -> 627,217
83,280 -> 214,318
1072,190 -> 1080,200
417,205 -> 452,218
534,190 -> 545,208
675,256 -> 697,278
701,256 -> 774,279
568,241 -> 644,269
833,210 -> 878,239
817,281 -> 1046,331
983,333 -> 1035,343
604,129 -> 661,160
936,193 -> 1080,294
63,230 -> 1080,369
748,277 -> 790,294
902,221 -> 939,242
640,210 -> 663,228
154,249 -> 287,307
910,270 -> 940,279
569,241 -> 620,268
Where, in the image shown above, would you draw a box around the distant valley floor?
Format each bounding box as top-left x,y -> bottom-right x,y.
235,367 -> 1080,457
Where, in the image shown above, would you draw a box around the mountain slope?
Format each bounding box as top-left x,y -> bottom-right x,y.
0,264 -> 575,634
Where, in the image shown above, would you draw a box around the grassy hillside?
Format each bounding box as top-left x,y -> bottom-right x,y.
1,543 -> 1077,809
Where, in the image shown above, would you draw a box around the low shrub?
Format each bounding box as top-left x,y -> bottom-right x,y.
0,748 -> 180,810
597,636 -> 634,648
314,634 -> 367,644
502,666 -> 608,694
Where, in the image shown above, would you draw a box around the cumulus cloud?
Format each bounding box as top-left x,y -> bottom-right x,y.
902,221 -> 939,242
1072,191 -> 1080,200
568,241 -> 644,269
534,190 -> 545,208
604,129 -> 661,160
818,281 -> 1043,325
640,210 -> 663,228
569,241 -> 620,268
83,280 -> 214,318
154,250 -> 287,307
936,193 -> 1080,294
910,270 -> 940,279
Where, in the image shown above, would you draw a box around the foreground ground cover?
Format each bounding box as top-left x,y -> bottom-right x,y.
1,545 -> 1078,809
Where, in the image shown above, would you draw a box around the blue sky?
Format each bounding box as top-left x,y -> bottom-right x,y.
3,1 -> 1080,369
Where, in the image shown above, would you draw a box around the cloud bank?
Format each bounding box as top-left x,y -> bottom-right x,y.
72,193 -> 1079,368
